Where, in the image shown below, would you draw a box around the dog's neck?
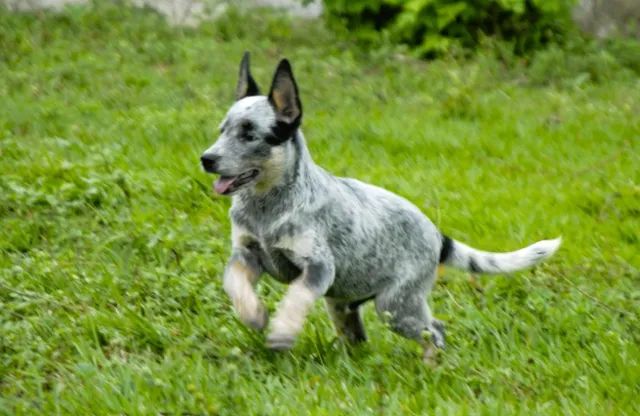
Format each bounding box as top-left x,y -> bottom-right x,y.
234,130 -> 326,213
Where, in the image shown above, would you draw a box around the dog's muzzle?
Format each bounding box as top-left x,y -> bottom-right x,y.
213,169 -> 260,195
200,153 -> 220,173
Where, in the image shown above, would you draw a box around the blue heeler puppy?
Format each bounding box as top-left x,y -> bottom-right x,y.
200,52 -> 561,361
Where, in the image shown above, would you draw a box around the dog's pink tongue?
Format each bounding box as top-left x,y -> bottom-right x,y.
214,176 -> 236,194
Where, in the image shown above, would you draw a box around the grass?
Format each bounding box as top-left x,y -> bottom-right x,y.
1,3 -> 639,415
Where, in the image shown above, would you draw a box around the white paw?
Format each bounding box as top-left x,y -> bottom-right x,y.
243,303 -> 269,331
266,331 -> 295,350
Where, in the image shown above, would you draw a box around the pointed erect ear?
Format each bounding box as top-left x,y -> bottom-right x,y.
235,51 -> 261,101
268,59 -> 302,125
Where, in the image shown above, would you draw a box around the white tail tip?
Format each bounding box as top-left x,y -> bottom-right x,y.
537,237 -> 562,256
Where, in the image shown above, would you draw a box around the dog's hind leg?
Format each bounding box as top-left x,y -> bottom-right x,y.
325,298 -> 367,344
223,247 -> 268,331
375,273 -> 445,364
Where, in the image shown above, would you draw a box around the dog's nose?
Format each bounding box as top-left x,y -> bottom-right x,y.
200,154 -> 220,173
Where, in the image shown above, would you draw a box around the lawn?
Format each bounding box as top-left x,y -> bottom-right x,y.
0,3 -> 639,415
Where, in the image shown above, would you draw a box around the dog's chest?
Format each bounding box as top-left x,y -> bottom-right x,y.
256,245 -> 300,283
232,217 -> 301,284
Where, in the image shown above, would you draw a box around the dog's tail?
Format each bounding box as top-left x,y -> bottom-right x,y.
439,235 -> 561,274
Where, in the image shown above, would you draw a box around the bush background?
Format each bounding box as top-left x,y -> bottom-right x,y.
321,0 -> 577,55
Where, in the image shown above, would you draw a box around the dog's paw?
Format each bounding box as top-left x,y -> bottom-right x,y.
429,319 -> 446,349
244,304 -> 269,332
422,345 -> 440,367
344,331 -> 368,345
266,332 -> 295,351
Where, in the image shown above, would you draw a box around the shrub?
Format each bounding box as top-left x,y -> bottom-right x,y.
321,0 -> 578,56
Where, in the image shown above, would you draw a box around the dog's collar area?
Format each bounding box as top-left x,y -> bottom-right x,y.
214,169 -> 260,195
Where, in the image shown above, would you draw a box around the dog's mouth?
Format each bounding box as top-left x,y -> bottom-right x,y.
213,169 -> 260,195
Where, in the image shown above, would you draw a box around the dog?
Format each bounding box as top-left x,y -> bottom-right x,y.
200,52 -> 561,361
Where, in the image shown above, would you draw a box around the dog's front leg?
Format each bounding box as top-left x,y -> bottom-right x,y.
223,247 -> 268,331
267,261 -> 335,350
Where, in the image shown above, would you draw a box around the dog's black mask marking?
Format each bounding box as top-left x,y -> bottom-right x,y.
266,120 -> 300,145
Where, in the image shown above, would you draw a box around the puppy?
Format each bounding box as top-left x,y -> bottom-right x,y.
200,52 -> 561,360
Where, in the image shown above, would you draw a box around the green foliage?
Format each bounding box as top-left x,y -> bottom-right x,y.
1,3 -> 640,414
322,0 -> 578,55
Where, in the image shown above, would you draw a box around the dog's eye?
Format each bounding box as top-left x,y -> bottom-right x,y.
240,121 -> 256,142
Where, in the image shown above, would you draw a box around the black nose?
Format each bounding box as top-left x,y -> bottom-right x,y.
200,154 -> 220,173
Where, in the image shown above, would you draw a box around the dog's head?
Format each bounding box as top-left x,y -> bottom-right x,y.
201,52 -> 302,195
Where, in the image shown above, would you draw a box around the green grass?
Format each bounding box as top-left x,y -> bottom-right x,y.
1,4 -> 639,415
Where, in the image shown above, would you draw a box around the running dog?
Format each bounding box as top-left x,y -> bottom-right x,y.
200,52 -> 561,361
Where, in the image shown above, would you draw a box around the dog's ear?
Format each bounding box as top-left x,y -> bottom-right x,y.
236,51 -> 261,100
268,59 -> 302,126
